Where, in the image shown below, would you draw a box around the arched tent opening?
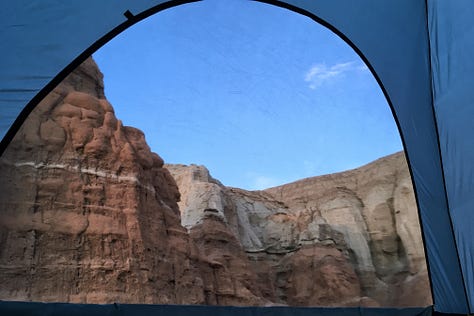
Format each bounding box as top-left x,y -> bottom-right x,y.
0,1 -> 473,315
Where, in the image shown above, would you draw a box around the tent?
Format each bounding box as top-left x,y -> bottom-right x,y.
0,0 -> 473,315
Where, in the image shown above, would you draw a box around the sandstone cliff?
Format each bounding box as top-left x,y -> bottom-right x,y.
265,153 -> 430,306
166,155 -> 431,307
0,58 -> 266,305
0,57 -> 431,307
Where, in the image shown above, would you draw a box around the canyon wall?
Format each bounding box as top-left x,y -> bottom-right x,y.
0,58 -> 430,306
167,155 -> 431,307
0,58 -> 266,305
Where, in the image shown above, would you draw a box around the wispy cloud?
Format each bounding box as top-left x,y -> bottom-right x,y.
245,172 -> 283,190
304,61 -> 368,89
357,63 -> 369,71
253,175 -> 281,190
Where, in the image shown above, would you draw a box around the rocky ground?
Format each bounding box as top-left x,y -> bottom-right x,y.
0,58 -> 431,306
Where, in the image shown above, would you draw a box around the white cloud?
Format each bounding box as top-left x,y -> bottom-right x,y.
304,61 -> 368,89
254,175 -> 282,190
246,173 -> 282,190
357,63 -> 369,71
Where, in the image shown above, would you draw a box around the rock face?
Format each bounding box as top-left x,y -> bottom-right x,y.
265,153 -> 431,306
0,57 -> 431,307
166,156 -> 431,307
0,58 -> 266,305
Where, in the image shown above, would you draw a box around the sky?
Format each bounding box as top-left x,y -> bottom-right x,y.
93,0 -> 402,190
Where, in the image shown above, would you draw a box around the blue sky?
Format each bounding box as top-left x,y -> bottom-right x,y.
93,0 -> 402,190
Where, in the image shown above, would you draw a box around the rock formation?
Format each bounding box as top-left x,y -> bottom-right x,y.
166,155 -> 431,307
266,153 -> 431,306
0,57 -> 431,307
0,58 -> 266,305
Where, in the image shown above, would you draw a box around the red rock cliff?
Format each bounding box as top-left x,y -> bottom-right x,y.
0,58 -> 266,305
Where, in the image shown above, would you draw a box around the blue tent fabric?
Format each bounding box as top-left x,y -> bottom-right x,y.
0,301 -> 434,316
1,0 -> 473,314
428,0 -> 474,311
